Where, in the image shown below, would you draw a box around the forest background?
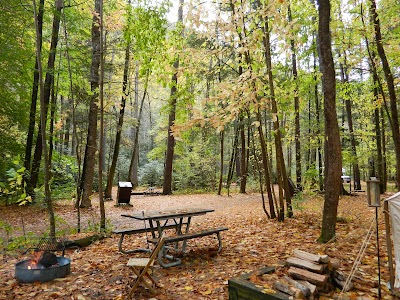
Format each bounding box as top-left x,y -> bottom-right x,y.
0,0 -> 400,243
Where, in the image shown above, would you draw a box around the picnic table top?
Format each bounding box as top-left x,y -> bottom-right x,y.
122,208 -> 214,221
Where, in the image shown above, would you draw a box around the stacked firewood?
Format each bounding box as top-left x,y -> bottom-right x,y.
272,249 -> 352,299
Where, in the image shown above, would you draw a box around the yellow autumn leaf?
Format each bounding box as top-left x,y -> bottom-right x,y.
185,285 -> 193,291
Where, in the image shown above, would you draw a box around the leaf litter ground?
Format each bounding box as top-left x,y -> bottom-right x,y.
0,190 -> 395,299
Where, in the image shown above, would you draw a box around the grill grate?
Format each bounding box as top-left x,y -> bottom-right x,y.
32,237 -> 67,256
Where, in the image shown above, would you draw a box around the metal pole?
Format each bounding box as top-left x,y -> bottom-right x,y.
376,207 -> 381,299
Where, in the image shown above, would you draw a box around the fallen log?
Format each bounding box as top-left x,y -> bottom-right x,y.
288,266 -> 329,286
293,249 -> 329,264
64,234 -> 104,248
286,257 -> 327,274
273,280 -> 305,299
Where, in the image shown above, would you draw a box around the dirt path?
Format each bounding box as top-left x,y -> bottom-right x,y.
0,190 -> 394,299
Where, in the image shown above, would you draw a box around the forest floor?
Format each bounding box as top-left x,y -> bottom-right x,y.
0,187 -> 397,299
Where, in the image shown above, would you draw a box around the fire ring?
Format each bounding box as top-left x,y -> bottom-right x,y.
15,256 -> 71,283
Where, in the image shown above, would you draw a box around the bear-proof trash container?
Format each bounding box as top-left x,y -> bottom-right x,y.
117,181 -> 132,205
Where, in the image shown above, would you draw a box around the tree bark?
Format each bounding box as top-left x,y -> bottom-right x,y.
370,0 -> 400,190
105,24 -> 130,199
239,115 -> 247,193
79,0 -> 101,207
257,110 -> 276,219
128,72 -> 150,185
24,0 -> 44,194
32,0 -> 57,238
29,0 -> 63,199
288,5 -> 302,191
163,0 -> 183,195
338,52 -> 361,190
317,0 -> 342,243
262,14 -> 292,220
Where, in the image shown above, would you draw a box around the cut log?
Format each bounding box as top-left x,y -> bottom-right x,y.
288,266 -> 328,286
286,257 -> 327,274
273,280 -> 305,299
293,249 -> 329,263
328,258 -> 340,270
283,275 -> 311,297
333,270 -> 353,291
297,280 -> 317,295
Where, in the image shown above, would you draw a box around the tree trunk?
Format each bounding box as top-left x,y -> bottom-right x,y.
262,14 -> 292,220
239,116 -> 247,193
24,0 -> 44,195
79,0 -> 101,207
217,130 -> 224,195
32,0 -> 56,238
338,52 -> 361,190
128,72 -> 150,184
288,5 -> 302,191
128,64 -> 140,187
317,0 -> 342,243
98,0 -> 105,231
29,0 -> 63,199
256,110 -> 276,219
370,0 -> 400,190
163,0 -> 183,195
105,24 -> 131,199
373,72 -> 384,192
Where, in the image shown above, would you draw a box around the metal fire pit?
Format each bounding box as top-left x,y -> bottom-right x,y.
15,256 -> 71,283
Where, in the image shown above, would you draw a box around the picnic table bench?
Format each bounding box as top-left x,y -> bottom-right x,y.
148,226 -> 228,252
113,224 -> 179,254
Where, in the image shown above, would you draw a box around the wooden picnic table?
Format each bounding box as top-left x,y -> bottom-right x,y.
121,208 -> 227,267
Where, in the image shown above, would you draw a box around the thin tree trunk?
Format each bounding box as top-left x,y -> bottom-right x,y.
256,110 -> 276,219
239,117 -> 247,193
226,124 -> 239,195
370,0 -> 400,190
129,65 -> 140,187
163,0 -> 183,195
317,0 -> 342,243
105,22 -> 131,199
262,14 -> 292,220
32,0 -> 56,238
373,72 -> 384,192
24,0 -> 44,195
79,0 -> 101,207
218,130 -> 224,195
128,72 -> 150,184
288,4 -> 302,190
98,0 -> 105,231
338,51 -> 361,190
29,0 -> 63,199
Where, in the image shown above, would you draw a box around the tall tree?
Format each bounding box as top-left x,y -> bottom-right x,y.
32,0 -> 56,238
28,0 -> 63,198
105,0 -> 132,200
24,0 -> 44,190
288,4 -> 302,191
163,0 -> 184,195
317,0 -> 342,243
79,0 -> 101,207
370,0 -> 400,190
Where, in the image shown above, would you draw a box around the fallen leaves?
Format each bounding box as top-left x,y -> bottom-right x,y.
0,192 -> 393,299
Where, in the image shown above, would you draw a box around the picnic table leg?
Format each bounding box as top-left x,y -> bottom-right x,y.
181,217 -> 192,252
149,220 -> 157,238
157,244 -> 182,268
